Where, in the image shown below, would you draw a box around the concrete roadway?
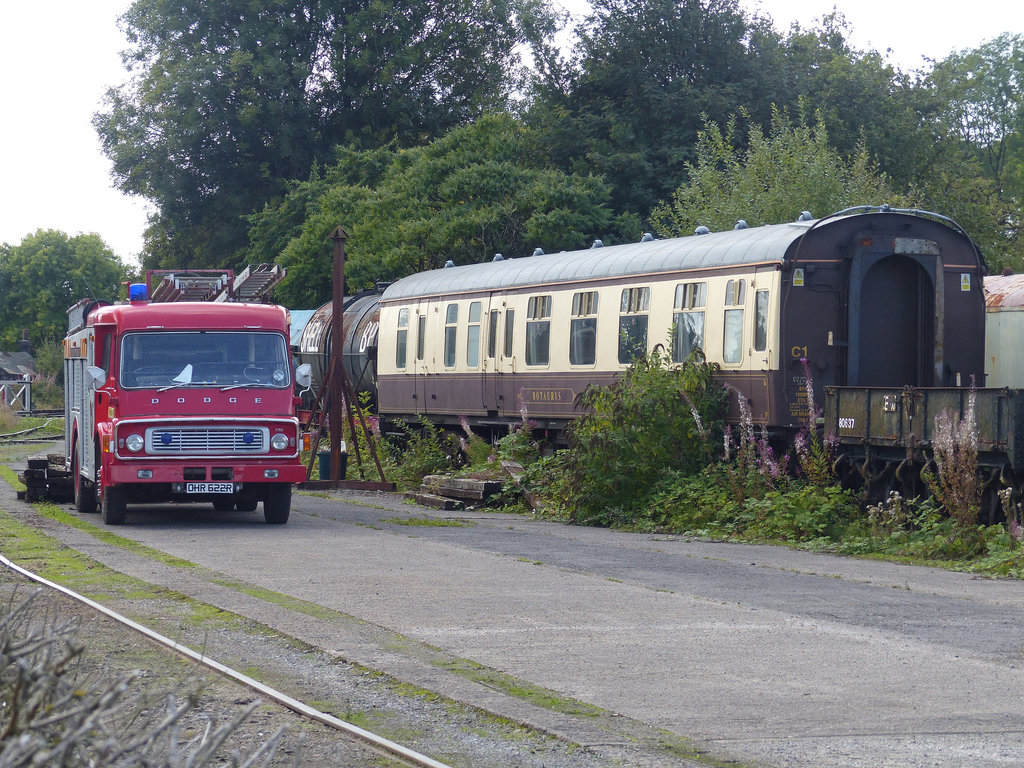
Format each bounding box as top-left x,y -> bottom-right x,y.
15,487 -> 1024,767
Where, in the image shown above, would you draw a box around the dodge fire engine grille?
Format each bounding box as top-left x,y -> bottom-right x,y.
145,426 -> 270,455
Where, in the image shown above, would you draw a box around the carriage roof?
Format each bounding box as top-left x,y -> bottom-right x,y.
381,219 -> 812,302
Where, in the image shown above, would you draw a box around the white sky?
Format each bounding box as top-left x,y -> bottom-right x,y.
1,1 -> 1021,267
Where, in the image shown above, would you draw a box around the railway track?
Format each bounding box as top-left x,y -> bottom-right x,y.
0,414 -> 63,445
0,552 -> 452,768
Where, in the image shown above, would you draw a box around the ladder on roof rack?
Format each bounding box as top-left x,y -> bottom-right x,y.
145,264 -> 286,303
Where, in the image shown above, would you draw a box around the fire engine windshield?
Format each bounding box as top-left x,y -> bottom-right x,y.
119,331 -> 291,390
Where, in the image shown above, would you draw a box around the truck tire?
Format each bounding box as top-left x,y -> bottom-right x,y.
101,485 -> 127,525
263,484 -> 291,524
73,445 -> 97,514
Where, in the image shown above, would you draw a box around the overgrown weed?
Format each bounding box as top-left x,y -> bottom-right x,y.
0,577 -> 292,767
922,384 -> 981,530
380,353 -> 1021,576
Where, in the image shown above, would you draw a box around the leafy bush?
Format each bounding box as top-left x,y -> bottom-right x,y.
740,484 -> 854,542
839,491 -> 992,561
458,415 -> 495,469
629,467 -> 856,544
385,416 -> 461,487
535,349 -> 728,526
491,400 -> 544,468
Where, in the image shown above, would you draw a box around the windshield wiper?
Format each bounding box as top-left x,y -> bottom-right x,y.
157,380 -> 217,392
157,364 -> 194,392
219,382 -> 282,392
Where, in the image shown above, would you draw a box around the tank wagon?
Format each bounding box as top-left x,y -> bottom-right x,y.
294,289 -> 381,410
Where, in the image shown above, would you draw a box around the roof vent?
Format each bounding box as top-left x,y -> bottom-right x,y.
493,253 -> 504,261
444,259 -> 455,268
532,247 -> 544,256
591,239 -> 604,248
797,210 -> 814,221
640,232 -> 654,242
734,220 -> 748,230
694,226 -> 711,235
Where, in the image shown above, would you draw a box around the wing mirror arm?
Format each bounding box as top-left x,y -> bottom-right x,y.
295,363 -> 313,397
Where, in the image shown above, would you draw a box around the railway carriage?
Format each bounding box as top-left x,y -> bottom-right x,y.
371,207 -> 987,437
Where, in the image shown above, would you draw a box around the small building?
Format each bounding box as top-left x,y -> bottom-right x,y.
983,273 -> 1024,387
0,350 -> 35,381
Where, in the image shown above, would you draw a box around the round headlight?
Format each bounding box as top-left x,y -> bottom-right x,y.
271,433 -> 290,451
125,434 -> 145,453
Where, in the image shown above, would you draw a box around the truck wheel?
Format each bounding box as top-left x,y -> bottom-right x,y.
101,485 -> 127,525
263,484 -> 291,524
73,445 -> 97,514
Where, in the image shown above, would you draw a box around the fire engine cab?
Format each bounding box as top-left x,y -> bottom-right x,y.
64,282 -> 311,525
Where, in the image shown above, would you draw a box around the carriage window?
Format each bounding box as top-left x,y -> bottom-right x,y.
504,308 -> 514,358
396,308 -> 409,369
416,314 -> 426,361
725,279 -> 745,306
466,302 -> 482,367
444,303 -> 458,368
672,282 -> 706,363
526,295 -> 551,366
723,280 -> 745,364
570,291 -> 598,365
618,287 -> 649,364
754,290 -> 769,352
488,310 -> 499,358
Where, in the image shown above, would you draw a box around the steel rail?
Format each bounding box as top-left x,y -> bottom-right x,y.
0,552 -> 452,768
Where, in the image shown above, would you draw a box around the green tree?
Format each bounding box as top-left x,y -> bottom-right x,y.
765,13 -> 933,190
0,231 -> 129,349
537,349 -> 727,526
95,0 -> 554,271
527,0 -> 780,218
920,34 -> 1024,271
929,34 -> 1024,199
249,114 -> 641,308
649,106 -> 911,236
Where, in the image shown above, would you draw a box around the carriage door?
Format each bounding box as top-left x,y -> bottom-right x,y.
848,244 -> 939,387
484,291 -> 515,418
412,301 -> 429,414
481,295 -> 499,415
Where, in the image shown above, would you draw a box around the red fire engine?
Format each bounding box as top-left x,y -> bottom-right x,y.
64,281 -> 311,525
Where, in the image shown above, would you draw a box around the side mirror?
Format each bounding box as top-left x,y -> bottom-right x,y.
295,363 -> 312,394
86,366 -> 107,391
